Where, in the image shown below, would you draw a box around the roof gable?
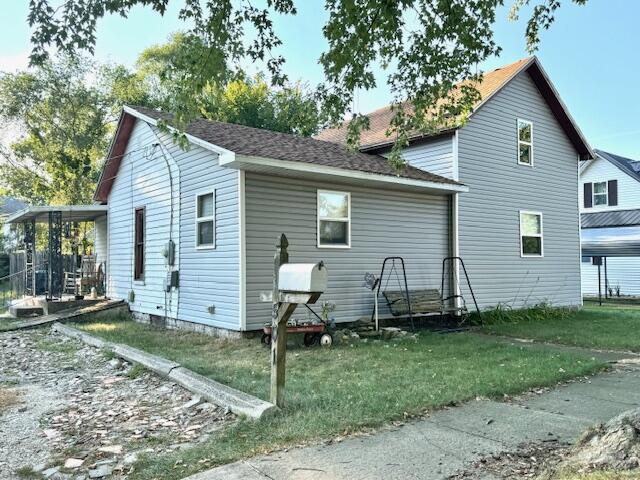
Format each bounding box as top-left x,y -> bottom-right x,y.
316,57 -> 593,160
592,149 -> 640,184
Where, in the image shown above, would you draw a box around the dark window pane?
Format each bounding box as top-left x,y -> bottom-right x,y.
519,144 -> 531,164
522,236 -> 542,255
582,256 -> 591,263
198,221 -> 214,246
319,220 -> 348,245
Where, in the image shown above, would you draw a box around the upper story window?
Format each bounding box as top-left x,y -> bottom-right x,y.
517,119 -> 533,166
196,191 -> 215,248
520,211 -> 543,257
317,190 -> 351,248
593,181 -> 608,206
583,180 -> 618,208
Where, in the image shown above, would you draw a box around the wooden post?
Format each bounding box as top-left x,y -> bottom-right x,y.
270,234 -> 290,408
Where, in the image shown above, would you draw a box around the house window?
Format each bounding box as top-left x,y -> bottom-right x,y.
593,181 -> 608,206
317,190 -> 351,248
581,256 -> 591,263
196,191 -> 215,248
517,119 -> 533,165
134,208 -> 145,280
520,211 -> 543,257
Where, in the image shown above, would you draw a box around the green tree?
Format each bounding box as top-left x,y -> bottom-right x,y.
0,56 -> 144,205
27,0 -> 587,168
134,34 -> 321,135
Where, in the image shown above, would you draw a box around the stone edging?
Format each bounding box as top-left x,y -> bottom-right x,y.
51,322 -> 277,420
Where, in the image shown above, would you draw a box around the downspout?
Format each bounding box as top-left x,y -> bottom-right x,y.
451,131 -> 461,310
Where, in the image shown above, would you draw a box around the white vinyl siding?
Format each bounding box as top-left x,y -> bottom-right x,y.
244,173 -> 450,330
397,135 -> 456,179
154,127 -> 240,331
582,256 -> 640,296
457,70 -> 581,309
579,157 -> 640,212
105,120 -> 180,318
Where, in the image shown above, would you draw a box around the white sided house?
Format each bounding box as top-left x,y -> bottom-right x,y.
93,56 -> 593,335
579,150 -> 640,296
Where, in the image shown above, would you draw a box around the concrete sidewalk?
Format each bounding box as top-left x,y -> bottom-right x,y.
186,360 -> 640,480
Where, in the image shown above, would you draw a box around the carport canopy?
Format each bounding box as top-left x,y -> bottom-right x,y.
581,226 -> 640,257
5,205 -> 107,224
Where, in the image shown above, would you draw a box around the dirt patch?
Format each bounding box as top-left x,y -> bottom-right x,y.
0,388 -> 22,412
0,329 -> 236,479
450,408 -> 640,479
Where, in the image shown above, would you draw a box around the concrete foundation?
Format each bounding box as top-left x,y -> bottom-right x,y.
130,310 -> 249,339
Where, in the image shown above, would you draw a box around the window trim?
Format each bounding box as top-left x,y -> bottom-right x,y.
133,206 -> 145,282
195,190 -> 216,250
517,118 -> 534,166
592,181 -> 608,207
317,189 -> 351,249
519,210 -> 544,258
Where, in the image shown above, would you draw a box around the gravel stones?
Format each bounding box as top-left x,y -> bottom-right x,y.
0,329 -> 236,479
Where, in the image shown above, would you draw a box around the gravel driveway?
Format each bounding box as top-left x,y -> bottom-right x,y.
0,328 -> 235,479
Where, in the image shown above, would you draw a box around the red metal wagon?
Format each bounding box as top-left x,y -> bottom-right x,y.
261,321 -> 333,347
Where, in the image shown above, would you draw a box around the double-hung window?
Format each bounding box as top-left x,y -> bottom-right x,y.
517,119 -> 533,165
317,190 -> 351,248
520,211 -> 543,257
134,208 -> 145,280
196,191 -> 215,249
593,181 -> 608,206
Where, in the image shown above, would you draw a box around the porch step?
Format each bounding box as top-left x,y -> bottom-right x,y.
8,305 -> 45,317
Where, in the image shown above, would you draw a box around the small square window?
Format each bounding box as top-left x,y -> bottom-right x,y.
520,211 -> 543,257
196,191 -> 215,248
517,119 -> 533,165
317,190 -> 350,248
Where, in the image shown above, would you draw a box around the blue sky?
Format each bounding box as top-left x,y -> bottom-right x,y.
1,0 -> 639,158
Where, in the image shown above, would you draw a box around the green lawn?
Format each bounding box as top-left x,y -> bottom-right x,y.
482,305 -> 640,352
74,314 -> 605,480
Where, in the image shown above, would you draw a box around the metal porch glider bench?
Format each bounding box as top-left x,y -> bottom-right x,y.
367,256 -> 481,331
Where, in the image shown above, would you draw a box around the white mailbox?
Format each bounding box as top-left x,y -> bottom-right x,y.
278,262 -> 328,293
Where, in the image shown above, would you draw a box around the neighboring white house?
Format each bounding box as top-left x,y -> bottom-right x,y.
579,150 -> 640,296
90,56 -> 593,335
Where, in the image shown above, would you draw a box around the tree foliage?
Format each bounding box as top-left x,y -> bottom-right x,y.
134,34 -> 320,135
0,56 -> 116,205
27,0 -> 588,169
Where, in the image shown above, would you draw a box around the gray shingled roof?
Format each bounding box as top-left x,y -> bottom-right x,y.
595,149 -> 640,183
581,209 -> 640,229
130,106 -> 462,186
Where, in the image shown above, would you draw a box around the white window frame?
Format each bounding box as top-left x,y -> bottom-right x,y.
519,210 -> 544,258
517,119 -> 534,166
592,181 -> 608,206
317,189 -> 351,249
195,190 -> 216,250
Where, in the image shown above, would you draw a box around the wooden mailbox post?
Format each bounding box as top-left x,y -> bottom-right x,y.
268,234 -> 326,408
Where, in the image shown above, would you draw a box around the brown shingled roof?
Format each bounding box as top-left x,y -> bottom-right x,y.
315,58 -> 532,149
94,106 -> 464,203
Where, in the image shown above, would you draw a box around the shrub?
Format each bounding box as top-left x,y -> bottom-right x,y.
476,302 -> 576,326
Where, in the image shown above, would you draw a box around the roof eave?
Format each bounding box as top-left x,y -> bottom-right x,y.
222,154 -> 468,194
